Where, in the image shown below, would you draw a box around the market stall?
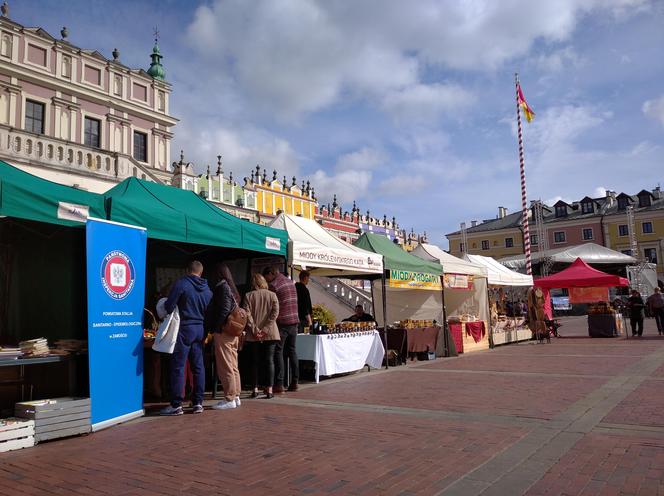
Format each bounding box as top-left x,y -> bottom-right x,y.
412,244 -> 490,353
353,233 -> 446,361
534,258 -> 629,337
269,214 -> 385,380
0,162 -> 289,444
465,254 -> 534,345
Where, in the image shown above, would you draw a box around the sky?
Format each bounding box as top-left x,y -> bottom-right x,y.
13,0 -> 664,247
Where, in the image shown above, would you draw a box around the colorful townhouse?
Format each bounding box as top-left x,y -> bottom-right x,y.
446,188 -> 664,278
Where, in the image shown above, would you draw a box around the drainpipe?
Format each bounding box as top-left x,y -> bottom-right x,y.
600,213 -> 607,247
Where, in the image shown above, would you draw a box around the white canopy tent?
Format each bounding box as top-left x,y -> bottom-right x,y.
465,254 -> 534,286
270,214 -> 383,276
413,244 -> 487,277
499,243 -> 636,271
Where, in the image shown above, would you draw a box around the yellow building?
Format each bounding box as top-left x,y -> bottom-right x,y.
447,210 -> 526,259
249,167 -> 317,222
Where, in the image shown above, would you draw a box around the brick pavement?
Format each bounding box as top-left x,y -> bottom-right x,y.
1,320 -> 664,495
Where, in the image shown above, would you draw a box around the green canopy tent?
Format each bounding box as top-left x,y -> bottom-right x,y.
0,160 -> 107,344
104,177 -> 288,299
104,177 -> 287,256
354,233 -> 448,356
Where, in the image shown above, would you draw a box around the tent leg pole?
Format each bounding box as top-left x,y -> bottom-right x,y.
440,281 -> 450,358
487,286 -> 495,349
381,272 -> 388,370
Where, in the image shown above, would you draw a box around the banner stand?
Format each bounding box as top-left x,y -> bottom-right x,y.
86,218 -> 147,431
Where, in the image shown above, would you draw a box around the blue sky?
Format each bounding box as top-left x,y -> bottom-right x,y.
14,1 -> 664,246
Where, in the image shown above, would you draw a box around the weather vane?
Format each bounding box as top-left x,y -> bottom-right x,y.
153,26 -> 160,43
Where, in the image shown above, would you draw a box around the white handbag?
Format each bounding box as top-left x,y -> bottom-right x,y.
152,304 -> 180,354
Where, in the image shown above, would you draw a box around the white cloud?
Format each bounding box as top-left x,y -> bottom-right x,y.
334,147 -> 386,171
643,95 -> 664,126
381,83 -> 474,123
183,0 -> 650,121
534,46 -> 583,73
310,169 -> 372,205
173,125 -> 300,180
593,186 -> 607,197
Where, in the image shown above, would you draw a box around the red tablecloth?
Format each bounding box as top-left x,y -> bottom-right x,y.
448,323 -> 464,353
406,326 -> 440,353
465,321 -> 486,343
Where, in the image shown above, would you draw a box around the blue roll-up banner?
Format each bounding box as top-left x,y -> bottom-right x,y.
86,218 -> 147,431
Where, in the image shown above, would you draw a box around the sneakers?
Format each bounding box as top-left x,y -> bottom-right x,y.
192,404 -> 204,414
211,399 -> 236,410
159,405 -> 183,416
235,397 -> 242,407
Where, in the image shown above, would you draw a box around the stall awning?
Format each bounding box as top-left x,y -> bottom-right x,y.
354,233 -> 442,274
534,258 -> 629,289
0,160 -> 106,227
105,178 -> 287,256
269,214 -> 383,276
412,243 -> 487,277
465,254 -> 533,286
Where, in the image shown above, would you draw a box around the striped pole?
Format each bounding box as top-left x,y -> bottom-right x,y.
515,73 -> 532,275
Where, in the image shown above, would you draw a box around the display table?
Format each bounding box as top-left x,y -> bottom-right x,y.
405,326 -> 440,354
491,317 -> 532,346
0,355 -> 76,402
378,328 -> 407,365
448,323 -> 464,353
297,331 -> 385,383
588,314 -> 622,338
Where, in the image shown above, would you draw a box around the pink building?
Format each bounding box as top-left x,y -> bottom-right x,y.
0,5 -> 177,192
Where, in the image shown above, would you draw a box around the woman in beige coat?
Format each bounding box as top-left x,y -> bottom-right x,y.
243,273 -> 280,399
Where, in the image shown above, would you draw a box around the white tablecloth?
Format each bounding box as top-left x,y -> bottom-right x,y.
297,330 -> 385,383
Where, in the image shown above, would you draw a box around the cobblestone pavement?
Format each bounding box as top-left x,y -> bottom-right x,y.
2,316 -> 664,495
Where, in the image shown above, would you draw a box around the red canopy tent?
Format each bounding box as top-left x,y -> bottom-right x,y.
534,258 -> 630,289
534,258 -> 629,320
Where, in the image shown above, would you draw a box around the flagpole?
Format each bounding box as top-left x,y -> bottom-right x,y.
515,72 -> 532,276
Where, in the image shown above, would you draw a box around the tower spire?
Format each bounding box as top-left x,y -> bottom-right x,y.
147,27 -> 165,81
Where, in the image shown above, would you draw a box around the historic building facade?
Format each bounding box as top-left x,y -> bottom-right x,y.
447,188 -> 664,277
0,6 -> 176,192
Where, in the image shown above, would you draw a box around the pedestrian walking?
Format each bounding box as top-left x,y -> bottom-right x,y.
243,273 -> 280,399
295,270 -> 313,333
160,261 -> 212,416
262,267 -> 299,393
627,289 -> 645,337
647,287 -> 664,335
205,263 -> 243,410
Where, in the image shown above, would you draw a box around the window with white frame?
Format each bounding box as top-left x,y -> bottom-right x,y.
642,222 -> 654,234
133,131 -> 147,162
581,201 -> 594,214
505,237 -> 514,248
84,117 -> 101,148
618,224 -> 629,236
25,100 -> 45,134
553,231 -> 566,243
582,228 -> 593,240
644,248 -> 657,264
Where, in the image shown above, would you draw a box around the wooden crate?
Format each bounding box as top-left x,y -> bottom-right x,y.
0,418 -> 35,452
15,397 -> 90,443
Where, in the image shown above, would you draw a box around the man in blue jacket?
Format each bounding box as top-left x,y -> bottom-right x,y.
160,260 -> 213,416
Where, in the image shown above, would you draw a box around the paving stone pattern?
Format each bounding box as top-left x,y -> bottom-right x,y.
2,318 -> 664,495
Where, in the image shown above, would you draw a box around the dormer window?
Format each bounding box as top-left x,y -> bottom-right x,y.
617,197 -> 629,211
638,194 -> 652,208
581,201 -> 594,214
555,205 -> 567,218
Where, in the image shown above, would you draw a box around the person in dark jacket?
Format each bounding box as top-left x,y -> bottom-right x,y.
295,270 -> 313,333
627,290 -> 646,337
160,261 -> 212,416
205,263 -> 243,410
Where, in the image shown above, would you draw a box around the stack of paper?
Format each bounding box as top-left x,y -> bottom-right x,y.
0,347 -> 22,360
52,340 -> 87,354
19,338 -> 50,357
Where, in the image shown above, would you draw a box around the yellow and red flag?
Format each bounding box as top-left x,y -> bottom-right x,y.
517,84 -> 535,123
